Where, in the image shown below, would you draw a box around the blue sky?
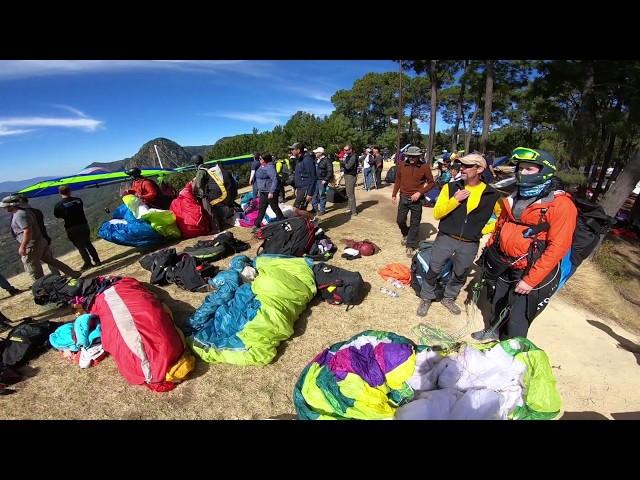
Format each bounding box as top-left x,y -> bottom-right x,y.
0,60 -> 444,182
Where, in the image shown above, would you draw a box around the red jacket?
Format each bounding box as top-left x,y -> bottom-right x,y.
126,178 -> 160,207
487,191 -> 577,287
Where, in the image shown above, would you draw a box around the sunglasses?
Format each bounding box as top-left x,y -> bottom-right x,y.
511,147 -> 539,161
458,163 -> 478,170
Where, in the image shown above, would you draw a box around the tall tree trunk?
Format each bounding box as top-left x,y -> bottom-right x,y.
464,101 -> 480,154
599,150 -> 640,217
427,60 -> 438,162
592,132 -> 617,202
451,60 -> 469,152
480,60 -> 494,153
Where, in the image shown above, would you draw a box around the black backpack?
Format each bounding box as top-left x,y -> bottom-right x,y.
570,198 -> 613,267
32,274 -> 82,306
312,263 -> 365,309
2,319 -> 54,367
183,232 -> 250,261
257,217 -> 316,256
410,241 -> 452,300
326,186 -> 347,204
385,166 -> 397,184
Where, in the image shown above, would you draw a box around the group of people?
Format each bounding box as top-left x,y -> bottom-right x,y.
2,142 -> 575,344
391,145 -> 576,341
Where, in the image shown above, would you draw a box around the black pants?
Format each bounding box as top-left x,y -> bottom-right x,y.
397,194 -> 424,248
254,192 -> 284,227
491,266 -> 560,339
375,168 -> 382,188
66,223 -> 100,265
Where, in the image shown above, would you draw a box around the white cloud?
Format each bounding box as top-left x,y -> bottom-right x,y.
50,104 -> 88,117
0,115 -> 104,137
0,60 -> 275,81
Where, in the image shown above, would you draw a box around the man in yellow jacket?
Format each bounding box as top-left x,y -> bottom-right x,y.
417,154 -> 502,317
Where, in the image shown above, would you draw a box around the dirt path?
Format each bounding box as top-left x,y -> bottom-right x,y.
1,173 -> 639,419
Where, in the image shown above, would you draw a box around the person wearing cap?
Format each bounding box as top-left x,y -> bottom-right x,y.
416,153 -> 501,318
54,186 -> 102,270
472,148 -> 576,341
311,147 -> 332,216
123,167 -> 162,209
0,272 -> 22,296
1,194 -> 80,282
360,147 -> 375,191
341,144 -> 360,217
392,146 -> 437,257
290,142 -> 317,217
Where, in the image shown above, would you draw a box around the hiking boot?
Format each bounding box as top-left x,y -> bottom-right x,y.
80,263 -> 93,271
8,288 -> 22,296
93,261 -> 102,267
401,236 -> 407,246
471,328 -> 499,342
416,299 -> 431,317
441,297 -> 461,315
406,247 -> 415,258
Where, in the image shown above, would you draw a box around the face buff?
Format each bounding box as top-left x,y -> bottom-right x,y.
518,179 -> 552,198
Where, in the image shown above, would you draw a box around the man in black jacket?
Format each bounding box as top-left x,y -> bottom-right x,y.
311,147 -> 332,216
341,144 -> 359,217
373,146 -> 384,189
54,186 -> 101,270
291,142 -> 317,218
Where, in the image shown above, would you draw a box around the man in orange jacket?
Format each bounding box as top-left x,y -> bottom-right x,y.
473,148 -> 577,341
124,167 -> 162,209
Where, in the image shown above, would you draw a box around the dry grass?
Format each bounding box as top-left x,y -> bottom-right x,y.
0,171 -> 487,419
2,167 -> 638,419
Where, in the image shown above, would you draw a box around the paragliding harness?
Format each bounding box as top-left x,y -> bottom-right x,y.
256,217 -> 316,257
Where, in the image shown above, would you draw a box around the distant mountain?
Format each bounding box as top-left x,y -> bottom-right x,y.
0,176 -> 59,194
85,139 -> 212,171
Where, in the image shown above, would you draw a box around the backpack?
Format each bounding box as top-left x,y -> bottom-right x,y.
2,319 -> 54,367
326,186 -> 347,204
32,274 -> 82,306
256,217 -> 316,256
312,263 -> 365,309
410,241 -> 453,300
183,232 -> 250,261
385,166 -> 397,184
570,197 -> 613,267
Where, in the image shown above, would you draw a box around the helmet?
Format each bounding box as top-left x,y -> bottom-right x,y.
125,167 -> 142,178
511,147 -> 557,187
191,154 -> 204,165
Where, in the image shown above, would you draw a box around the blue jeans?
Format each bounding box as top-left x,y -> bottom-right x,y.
363,168 -> 374,190
312,181 -> 328,213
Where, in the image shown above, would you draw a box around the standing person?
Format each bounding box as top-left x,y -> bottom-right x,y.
472,148 -> 576,341
0,272 -> 21,296
193,157 -> 237,233
290,142 -> 317,218
123,167 -> 163,209
311,147 -> 332,216
275,156 -> 291,202
1,194 -> 79,282
251,154 -> 285,233
54,186 -> 101,270
372,146 -> 384,189
360,148 -> 375,191
342,144 -> 359,217
248,152 -> 261,199
391,146 -> 437,257
416,154 -> 501,317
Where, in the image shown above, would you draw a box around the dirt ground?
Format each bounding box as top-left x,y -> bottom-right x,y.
1,167 -> 639,420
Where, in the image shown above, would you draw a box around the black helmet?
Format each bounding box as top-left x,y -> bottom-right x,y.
511,147 -> 557,187
191,154 -> 204,165
125,167 -> 142,178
